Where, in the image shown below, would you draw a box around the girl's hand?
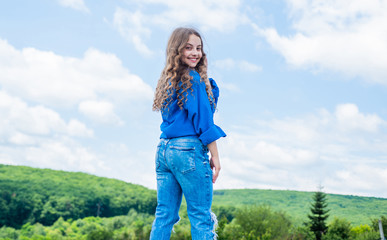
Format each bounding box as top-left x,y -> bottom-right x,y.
210,155 -> 221,183
207,141 -> 220,183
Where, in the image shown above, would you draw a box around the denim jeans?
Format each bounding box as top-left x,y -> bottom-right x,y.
150,136 -> 217,240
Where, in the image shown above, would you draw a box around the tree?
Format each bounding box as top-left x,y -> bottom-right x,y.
222,205 -> 291,240
323,217 -> 351,240
350,224 -> 380,240
308,188 -> 329,240
87,227 -> 113,240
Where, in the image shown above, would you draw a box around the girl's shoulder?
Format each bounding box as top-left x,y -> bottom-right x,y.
189,69 -> 202,86
189,69 -> 201,79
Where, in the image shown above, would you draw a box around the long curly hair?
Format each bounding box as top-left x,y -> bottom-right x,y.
152,27 -> 214,111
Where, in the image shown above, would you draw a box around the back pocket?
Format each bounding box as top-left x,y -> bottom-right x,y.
169,146 -> 196,174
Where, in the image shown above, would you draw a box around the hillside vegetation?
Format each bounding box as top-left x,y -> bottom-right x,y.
213,189 -> 387,225
1,164 -> 386,231
0,164 -> 156,228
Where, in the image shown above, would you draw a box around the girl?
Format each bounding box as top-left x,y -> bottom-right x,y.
150,27 -> 226,240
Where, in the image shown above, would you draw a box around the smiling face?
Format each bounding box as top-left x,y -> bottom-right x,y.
181,34 -> 203,68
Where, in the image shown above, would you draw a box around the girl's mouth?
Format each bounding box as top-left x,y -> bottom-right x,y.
189,58 -> 198,62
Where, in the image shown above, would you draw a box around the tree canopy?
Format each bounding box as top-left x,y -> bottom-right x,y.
0,164 -> 157,228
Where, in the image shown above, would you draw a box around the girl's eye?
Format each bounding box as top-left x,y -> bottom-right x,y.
185,46 -> 192,50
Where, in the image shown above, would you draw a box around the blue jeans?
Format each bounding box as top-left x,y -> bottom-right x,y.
150,136 -> 217,240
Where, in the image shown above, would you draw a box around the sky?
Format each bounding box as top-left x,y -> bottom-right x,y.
1,0 -> 387,198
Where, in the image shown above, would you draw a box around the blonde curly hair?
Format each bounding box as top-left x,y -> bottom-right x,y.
152,27 -> 214,111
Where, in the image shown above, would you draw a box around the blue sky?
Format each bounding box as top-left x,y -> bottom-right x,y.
1,0 -> 387,198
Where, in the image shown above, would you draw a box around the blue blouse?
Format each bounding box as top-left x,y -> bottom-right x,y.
160,70 -> 226,145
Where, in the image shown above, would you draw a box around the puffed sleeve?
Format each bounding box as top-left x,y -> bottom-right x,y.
209,78 -> 219,105
183,76 -> 226,145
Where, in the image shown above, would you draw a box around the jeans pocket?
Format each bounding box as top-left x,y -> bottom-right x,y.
169,146 -> 196,174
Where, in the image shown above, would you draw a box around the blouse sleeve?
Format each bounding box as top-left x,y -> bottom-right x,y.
209,78 -> 219,105
183,77 -> 226,145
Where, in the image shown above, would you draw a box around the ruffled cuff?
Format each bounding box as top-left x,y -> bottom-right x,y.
199,124 -> 227,145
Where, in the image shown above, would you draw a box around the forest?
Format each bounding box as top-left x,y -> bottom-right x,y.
1,164 -> 386,239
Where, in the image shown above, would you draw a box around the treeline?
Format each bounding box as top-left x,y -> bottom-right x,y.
0,206 -> 386,240
0,165 -> 157,228
214,206 -> 386,240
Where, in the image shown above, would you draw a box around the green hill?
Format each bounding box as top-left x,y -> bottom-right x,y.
1,164 -> 386,229
212,189 -> 387,226
0,164 -> 156,228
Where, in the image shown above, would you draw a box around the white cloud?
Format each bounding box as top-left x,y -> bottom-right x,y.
131,0 -> 247,32
16,141 -> 102,173
214,58 -> 235,69
326,164 -> 387,196
214,58 -> 262,72
254,0 -> 387,84
67,119 -> 94,137
335,103 -> 383,132
113,8 -> 153,56
216,103 -> 387,197
0,136 -> 110,176
0,90 -> 102,174
0,38 -> 155,186
145,0 -> 247,32
239,60 -> 262,72
57,0 -> 90,13
0,39 -> 153,108
0,89 -> 100,173
113,0 -> 248,55
8,132 -> 35,146
78,100 -> 124,125
92,143 -> 158,189
0,90 -> 93,144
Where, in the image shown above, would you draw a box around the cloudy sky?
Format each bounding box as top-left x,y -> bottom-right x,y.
1,0 -> 387,198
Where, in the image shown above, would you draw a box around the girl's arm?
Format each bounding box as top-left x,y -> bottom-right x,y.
207,141 -> 220,183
